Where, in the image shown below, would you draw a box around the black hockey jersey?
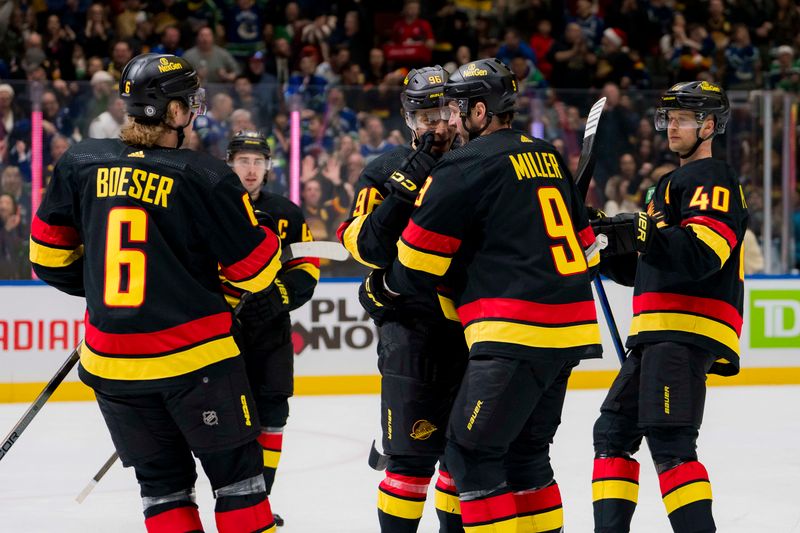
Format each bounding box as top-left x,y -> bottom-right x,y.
337,146 -> 460,322
626,157 -> 748,376
386,128 -> 602,360
30,139 -> 282,392
222,190 -> 319,314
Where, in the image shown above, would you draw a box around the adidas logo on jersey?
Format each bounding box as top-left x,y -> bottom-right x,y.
128,151 -> 145,158
520,135 -> 533,143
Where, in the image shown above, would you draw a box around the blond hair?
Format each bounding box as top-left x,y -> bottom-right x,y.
119,100 -> 188,147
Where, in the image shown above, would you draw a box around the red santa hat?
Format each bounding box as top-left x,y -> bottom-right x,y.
603,27 -> 627,48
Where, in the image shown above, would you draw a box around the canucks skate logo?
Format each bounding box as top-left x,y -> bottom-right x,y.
463,63 -> 488,77
410,420 -> 437,440
202,411 -> 219,426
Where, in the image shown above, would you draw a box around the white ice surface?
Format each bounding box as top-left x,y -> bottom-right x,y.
1,387 -> 799,532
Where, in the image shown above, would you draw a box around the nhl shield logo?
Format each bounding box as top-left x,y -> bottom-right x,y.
203,411 -> 219,426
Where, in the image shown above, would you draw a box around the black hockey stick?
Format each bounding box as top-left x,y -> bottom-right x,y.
75,451 -> 119,503
0,347 -> 80,463
573,97 -> 628,364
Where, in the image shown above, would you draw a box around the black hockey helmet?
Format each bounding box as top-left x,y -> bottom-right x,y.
227,130 -> 271,161
444,58 -> 518,118
401,66 -> 448,112
655,81 -> 730,135
119,53 -> 206,122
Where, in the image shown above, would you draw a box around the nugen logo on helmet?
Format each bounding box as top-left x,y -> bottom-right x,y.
463,63 -> 488,77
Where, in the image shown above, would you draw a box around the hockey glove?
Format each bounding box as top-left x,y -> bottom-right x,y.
386,131 -> 436,203
592,212 -> 655,256
253,209 -> 278,234
237,279 -> 290,329
358,270 -> 397,325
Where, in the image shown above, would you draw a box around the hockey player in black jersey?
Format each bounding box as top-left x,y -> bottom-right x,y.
222,130 -> 320,527
376,58 -> 602,533
337,66 -> 468,533
30,54 -> 282,533
590,81 -> 748,533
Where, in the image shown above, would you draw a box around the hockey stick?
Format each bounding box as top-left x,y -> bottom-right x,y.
573,97 -> 628,364
0,346 -> 80,463
75,451 -> 119,503
282,241 -> 350,262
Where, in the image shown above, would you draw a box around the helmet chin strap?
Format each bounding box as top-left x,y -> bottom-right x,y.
463,111 -> 493,141
168,113 -> 194,149
677,127 -> 712,159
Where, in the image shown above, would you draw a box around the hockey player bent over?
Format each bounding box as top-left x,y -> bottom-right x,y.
337,66 -> 468,533
376,58 -> 602,533
30,54 -> 283,532
222,130 -> 320,527
590,81 -> 748,533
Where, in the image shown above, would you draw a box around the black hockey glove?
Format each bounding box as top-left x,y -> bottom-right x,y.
358,269 -> 397,325
237,279 -> 289,329
586,206 -> 606,222
386,131 -> 436,203
591,212 -> 655,256
253,209 -> 278,234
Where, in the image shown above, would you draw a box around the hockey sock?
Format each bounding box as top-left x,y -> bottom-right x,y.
377,471 -> 430,532
215,493 -> 275,533
144,504 -> 203,533
514,481 -> 563,533
257,428 -> 283,494
434,468 -> 464,532
658,461 -> 715,533
459,489 -> 517,533
592,456 -> 640,533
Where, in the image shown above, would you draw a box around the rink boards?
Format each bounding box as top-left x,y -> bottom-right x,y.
1,277 -> 799,402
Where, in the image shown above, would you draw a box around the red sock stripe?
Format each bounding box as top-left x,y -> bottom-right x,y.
257,431 -> 283,452
379,472 -> 431,498
215,497 -> 273,533
460,492 -> 516,525
593,457 -> 640,482
514,483 -> 562,514
435,470 -> 457,492
658,461 -> 710,496
145,505 -> 202,533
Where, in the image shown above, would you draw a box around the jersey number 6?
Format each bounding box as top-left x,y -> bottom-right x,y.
104,207 -> 148,307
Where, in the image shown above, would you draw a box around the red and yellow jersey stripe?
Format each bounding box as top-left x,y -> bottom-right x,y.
80,312 -> 240,381
219,230 -> 281,293
457,297 -> 601,354
577,225 -> 600,269
397,219 -> 462,277
681,215 -> 738,269
29,215 -> 84,268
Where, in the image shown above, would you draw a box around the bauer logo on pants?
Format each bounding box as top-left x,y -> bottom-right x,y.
750,290 -> 800,348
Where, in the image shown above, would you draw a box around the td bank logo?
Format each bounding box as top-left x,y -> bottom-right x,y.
750,290 -> 800,348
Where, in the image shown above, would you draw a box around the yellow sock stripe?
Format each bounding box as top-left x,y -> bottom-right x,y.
434,487 -> 461,515
262,449 -> 281,469
592,479 -> 639,504
662,481 -> 712,515
464,515 -> 518,533
377,490 -> 425,520
517,507 -> 563,533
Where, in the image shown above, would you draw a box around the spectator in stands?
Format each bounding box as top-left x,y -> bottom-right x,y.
388,0 -> 435,66
723,24 -> 761,89
301,12 -> 336,61
497,27 -> 537,66
184,26 -> 240,83
322,87 -> 358,138
185,0 -> 222,33
774,0 -> 800,47
595,27 -> 635,88
743,227 -> 765,274
224,0 -> 265,62
89,95 -> 126,139
41,89 -> 76,142
129,16 -> 157,55
359,115 -> 395,163
286,47 -> 328,112
81,70 -> 115,133
108,40 -> 134,80
0,191 -> 29,279
230,108 -> 256,137
707,0 -> 732,51
82,3 -> 114,60
20,32 -> 48,79
0,165 -> 29,225
548,22 -> 596,91
572,0 -> 604,46
194,92 -> 234,158
316,45 -> 350,85
768,45 -> 800,91
275,1 -> 306,45
264,37 -> 292,85
300,178 -> 334,241
44,14 -> 77,80
529,19 -> 554,79
594,82 -> 636,191
44,134 -> 71,189
365,47 -> 388,87
300,114 -> 334,158
151,25 -> 183,56
0,84 -> 17,144
116,0 -> 145,40
329,10 -> 370,70
672,23 -> 715,81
